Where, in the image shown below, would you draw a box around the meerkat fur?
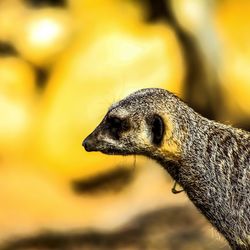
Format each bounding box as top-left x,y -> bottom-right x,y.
83,88 -> 250,249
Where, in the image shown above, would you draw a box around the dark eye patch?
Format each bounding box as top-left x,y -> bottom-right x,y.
108,117 -> 122,127
151,114 -> 165,145
106,116 -> 129,139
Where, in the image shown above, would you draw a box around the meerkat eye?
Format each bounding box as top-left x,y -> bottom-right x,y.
150,114 -> 165,145
106,116 -> 128,139
107,117 -> 122,128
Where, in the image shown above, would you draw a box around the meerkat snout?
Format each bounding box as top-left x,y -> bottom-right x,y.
82,134 -> 96,152
83,114 -> 132,155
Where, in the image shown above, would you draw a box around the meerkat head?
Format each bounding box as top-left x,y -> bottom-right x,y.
83,88 -> 192,161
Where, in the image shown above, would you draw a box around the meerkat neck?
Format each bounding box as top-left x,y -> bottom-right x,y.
157,121 -> 250,249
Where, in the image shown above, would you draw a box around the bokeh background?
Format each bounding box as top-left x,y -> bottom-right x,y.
0,0 -> 249,249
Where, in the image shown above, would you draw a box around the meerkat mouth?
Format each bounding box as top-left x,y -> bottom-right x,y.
83,137 -> 130,156
99,147 -> 131,156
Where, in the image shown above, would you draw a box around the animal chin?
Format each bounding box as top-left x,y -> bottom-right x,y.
99,146 -> 130,156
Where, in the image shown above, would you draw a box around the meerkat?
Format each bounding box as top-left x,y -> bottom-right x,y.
82,88 -> 250,249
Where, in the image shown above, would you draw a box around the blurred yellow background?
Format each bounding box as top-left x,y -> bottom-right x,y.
0,0 -> 249,249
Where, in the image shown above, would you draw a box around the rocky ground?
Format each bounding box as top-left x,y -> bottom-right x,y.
1,205 -> 229,250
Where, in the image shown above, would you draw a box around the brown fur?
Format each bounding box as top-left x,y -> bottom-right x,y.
83,88 -> 250,249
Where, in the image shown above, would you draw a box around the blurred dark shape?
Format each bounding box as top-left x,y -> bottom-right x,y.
143,0 -> 222,120
1,205 -> 229,250
146,0 -> 169,21
24,0 -> 67,8
0,41 -> 48,89
0,42 -> 19,57
71,167 -> 135,195
35,67 -> 49,90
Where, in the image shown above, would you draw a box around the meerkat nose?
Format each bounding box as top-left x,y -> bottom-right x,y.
82,136 -> 95,152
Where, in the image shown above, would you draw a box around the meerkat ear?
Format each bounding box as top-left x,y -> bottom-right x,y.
150,114 -> 165,145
